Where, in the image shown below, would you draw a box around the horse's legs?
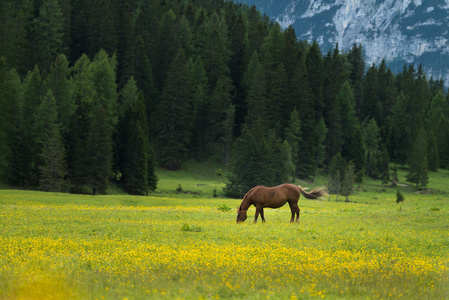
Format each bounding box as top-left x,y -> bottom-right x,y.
289,202 -> 300,223
260,207 -> 266,222
254,205 -> 266,223
288,202 -> 295,223
254,206 -> 260,223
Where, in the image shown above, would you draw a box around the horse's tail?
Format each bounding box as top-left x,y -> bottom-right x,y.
297,186 -> 327,200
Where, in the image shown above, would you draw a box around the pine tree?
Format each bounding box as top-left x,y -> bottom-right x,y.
19,66 -> 45,186
342,161 -> 355,202
121,87 -> 158,195
305,41 -> 323,119
198,11 -> 231,89
208,76 -> 234,155
39,126 -> 66,192
86,105 -> 113,195
157,48 -> 193,170
34,0 -> 65,70
68,54 -> 96,192
224,121 -> 291,198
87,0 -> 117,57
390,91 -> 409,164
44,54 -> 74,137
363,118 -> 381,178
314,117 -> 328,180
328,170 -> 341,202
265,63 -> 288,135
0,59 -> 20,178
292,57 -> 317,180
338,81 -> 358,159
34,90 -> 59,180
347,124 -> 365,175
90,49 -> 118,126
285,108 -> 301,177
245,63 -> 267,128
406,128 -> 429,189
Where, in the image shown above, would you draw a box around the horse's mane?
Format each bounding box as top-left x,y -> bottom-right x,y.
239,186 -> 258,210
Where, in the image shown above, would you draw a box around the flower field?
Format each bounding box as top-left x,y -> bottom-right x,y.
1,189 -> 448,299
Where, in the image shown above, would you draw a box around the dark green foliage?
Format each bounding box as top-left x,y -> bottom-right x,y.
224,121 -> 292,198
34,0 -> 65,70
2,0 -> 449,194
86,105 -> 113,195
396,189 -> 404,203
285,108 -> 301,176
39,126 -> 67,192
363,118 -> 381,178
157,48 -> 193,170
406,128 -> 429,189
342,161 -> 355,202
0,58 -> 20,178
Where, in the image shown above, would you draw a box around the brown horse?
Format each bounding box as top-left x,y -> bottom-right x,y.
236,183 -> 326,223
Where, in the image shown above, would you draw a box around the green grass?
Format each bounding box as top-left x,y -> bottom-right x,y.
0,163 -> 448,299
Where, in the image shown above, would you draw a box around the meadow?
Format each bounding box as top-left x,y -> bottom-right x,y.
0,163 -> 448,299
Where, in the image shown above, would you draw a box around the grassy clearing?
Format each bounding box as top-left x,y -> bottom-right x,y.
1,165 -> 448,299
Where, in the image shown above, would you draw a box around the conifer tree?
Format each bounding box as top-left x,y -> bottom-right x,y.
314,117 -> 328,177
406,128 -> 429,189
86,105 -> 113,195
0,2 -> 32,74
157,48 -> 193,170
19,66 -> 45,186
120,86 -> 158,195
265,63 -> 288,135
91,49 -> 118,125
390,91 -> 409,164
198,11 -> 231,89
347,124 -> 365,174
224,120 -> 291,198
68,54 -> 96,192
229,12 -> 249,102
87,0 -> 117,57
245,63 -> 267,128
34,90 -> 59,176
208,77 -> 234,154
306,41 -> 323,118
39,126 -> 66,192
285,108 -> 301,177
363,118 -> 381,178
338,81 -> 357,159
34,0 -> 65,70
0,59 -> 20,178
44,54 -> 74,137
360,64 -> 379,122
292,57 -> 317,180
427,132 -> 439,172
342,161 -> 355,202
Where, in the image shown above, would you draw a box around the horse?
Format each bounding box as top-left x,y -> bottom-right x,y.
236,183 -> 326,223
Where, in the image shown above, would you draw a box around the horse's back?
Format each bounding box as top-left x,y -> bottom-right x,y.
249,184 -> 298,208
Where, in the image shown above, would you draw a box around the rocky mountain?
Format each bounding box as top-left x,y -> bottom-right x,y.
237,0 -> 449,83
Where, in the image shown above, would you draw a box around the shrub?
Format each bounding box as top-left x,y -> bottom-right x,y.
396,189 -> 404,203
180,223 -> 202,232
217,204 -> 231,212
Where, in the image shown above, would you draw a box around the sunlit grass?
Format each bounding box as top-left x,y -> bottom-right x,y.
1,185 -> 448,299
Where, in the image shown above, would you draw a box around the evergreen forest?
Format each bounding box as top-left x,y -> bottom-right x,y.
1,0 -> 448,196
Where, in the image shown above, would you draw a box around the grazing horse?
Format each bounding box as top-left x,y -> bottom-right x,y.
236,183 -> 326,223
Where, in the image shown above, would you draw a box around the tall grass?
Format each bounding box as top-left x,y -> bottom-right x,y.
0,165 -> 448,299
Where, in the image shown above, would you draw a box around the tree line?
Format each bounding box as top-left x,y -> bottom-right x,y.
1,0 -> 447,196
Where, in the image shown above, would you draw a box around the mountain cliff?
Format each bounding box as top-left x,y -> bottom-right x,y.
237,0 -> 449,82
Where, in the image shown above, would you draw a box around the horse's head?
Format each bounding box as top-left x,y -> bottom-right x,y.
236,206 -> 248,223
